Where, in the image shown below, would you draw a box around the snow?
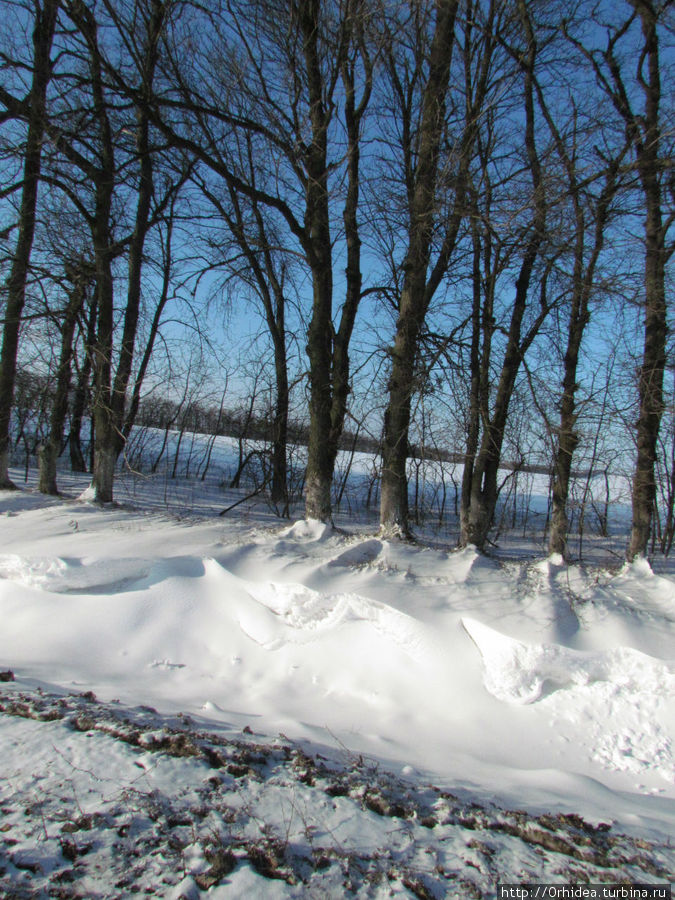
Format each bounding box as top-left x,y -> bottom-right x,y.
463,616 -> 674,786
1,466 -> 674,895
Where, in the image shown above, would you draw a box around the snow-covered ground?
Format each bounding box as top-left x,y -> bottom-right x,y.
1,463 -> 673,897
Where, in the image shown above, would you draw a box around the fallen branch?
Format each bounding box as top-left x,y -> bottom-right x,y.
219,484 -> 267,516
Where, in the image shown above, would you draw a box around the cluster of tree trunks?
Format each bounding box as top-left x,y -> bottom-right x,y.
0,0 -> 671,563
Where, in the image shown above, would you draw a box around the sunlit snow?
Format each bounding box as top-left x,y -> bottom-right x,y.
1,459 -> 673,895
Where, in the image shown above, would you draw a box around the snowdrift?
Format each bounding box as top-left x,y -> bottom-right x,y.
1,483 -> 674,853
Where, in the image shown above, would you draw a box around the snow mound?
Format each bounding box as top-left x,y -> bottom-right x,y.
445,544 -> 484,583
246,578 -> 430,661
0,554 -> 153,593
77,483 -> 96,501
0,554 -> 69,589
622,557 -> 654,577
463,616 -> 675,783
462,616 -> 674,705
532,553 -> 565,572
278,518 -> 333,542
612,563 -> 675,621
327,538 -> 383,567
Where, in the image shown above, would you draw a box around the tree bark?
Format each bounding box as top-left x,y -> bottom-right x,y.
62,1 -> 117,502
300,0 -> 372,523
460,191 -> 488,539
270,319 -> 289,508
324,22 -> 372,517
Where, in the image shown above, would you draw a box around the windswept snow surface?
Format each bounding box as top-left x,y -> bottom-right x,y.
1,472 -> 674,894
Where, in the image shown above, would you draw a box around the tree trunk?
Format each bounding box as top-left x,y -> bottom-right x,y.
65,0 -> 164,503
69,292 -> 97,473
460,197 -> 484,539
459,260 -> 547,549
91,443 -> 116,503
89,199 -> 115,504
379,0 -> 460,537
66,1 -> 117,503
90,256 -> 115,504
298,0 -> 335,523
459,0 -> 547,550
549,428 -> 579,558
322,30 -> 373,519
380,283 -> 422,536
110,0 -> 163,462
304,261 -> 334,521
548,185 -> 617,557
141,0 -> 373,523
0,0 -> 60,489
38,270 -> 88,494
626,2 -> 666,562
270,330 -> 289,507
122,215 -> 173,446
564,1 -> 668,560
539,62 -> 623,558
215,176 -> 290,510
627,197 -> 666,560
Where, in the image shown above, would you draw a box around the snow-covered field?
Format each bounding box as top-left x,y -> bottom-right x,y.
0,461 -> 673,897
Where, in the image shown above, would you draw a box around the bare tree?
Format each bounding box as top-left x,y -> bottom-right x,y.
69,289 -> 97,473
137,0 -> 375,522
0,0 -> 60,488
459,0 -> 550,550
530,63 -> 630,557
565,0 -> 674,560
378,0 -> 496,537
195,157 -> 293,510
38,256 -> 94,493
39,0 -> 175,501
